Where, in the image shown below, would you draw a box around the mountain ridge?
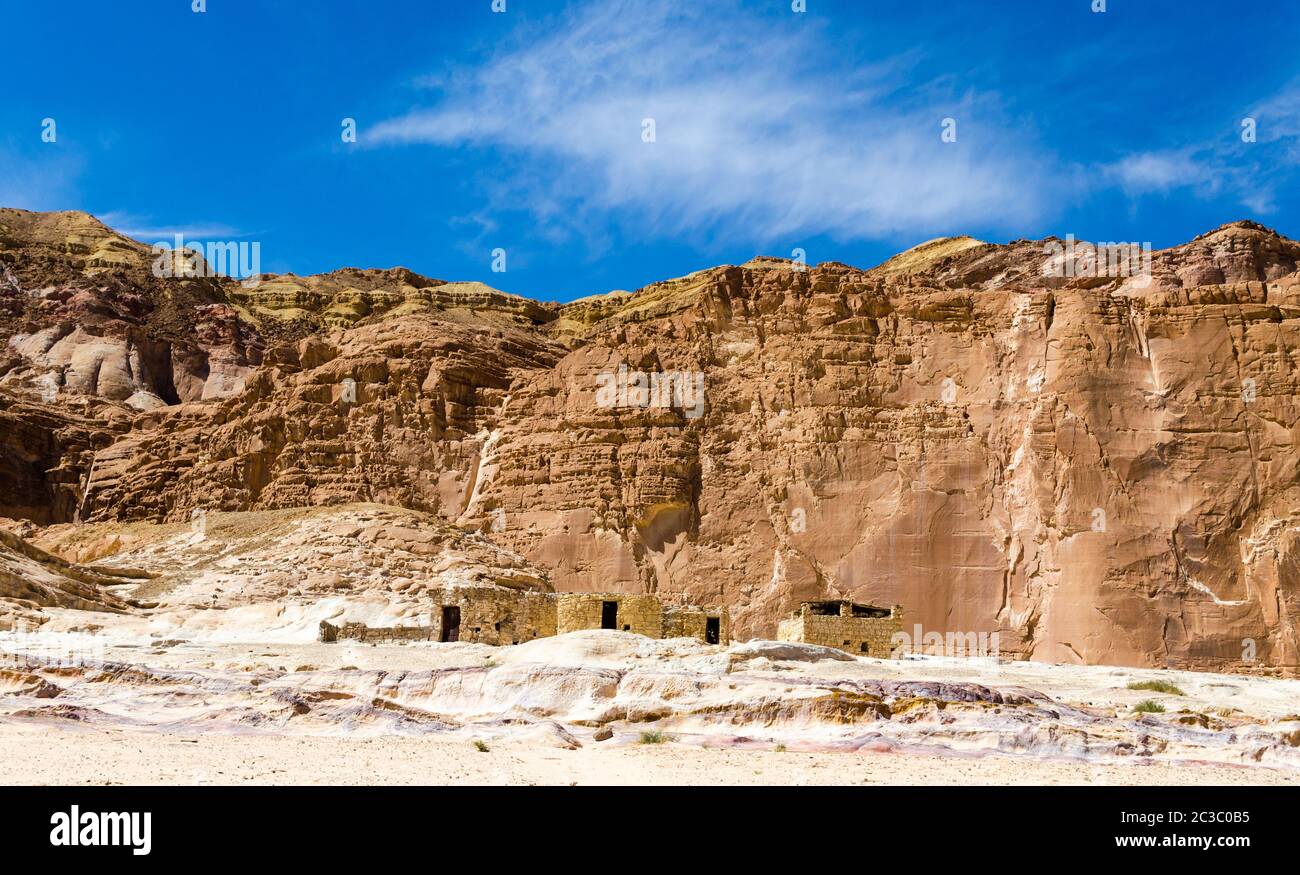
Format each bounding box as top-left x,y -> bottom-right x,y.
7,207 -> 1294,314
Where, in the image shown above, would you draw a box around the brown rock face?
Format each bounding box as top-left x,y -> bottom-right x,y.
0,208 -> 264,409
0,526 -> 130,629
29,504 -> 550,614
2,209 -> 1298,673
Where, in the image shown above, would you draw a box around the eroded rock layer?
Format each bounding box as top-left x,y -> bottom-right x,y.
0,526 -> 130,630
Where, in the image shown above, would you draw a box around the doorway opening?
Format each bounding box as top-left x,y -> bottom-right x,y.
601,600 -> 619,630
705,617 -> 721,644
440,606 -> 461,642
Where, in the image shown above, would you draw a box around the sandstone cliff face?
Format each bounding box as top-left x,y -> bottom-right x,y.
491,232 -> 1300,673
2,208 -> 1298,673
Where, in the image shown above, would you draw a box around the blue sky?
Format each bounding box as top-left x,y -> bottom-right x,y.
3,0 -> 1298,301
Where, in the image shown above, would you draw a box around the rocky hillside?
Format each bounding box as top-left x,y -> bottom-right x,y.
30,503 -> 550,614
3,208 -> 1299,673
0,524 -> 132,630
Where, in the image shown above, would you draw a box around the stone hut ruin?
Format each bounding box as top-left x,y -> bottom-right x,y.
430,584 -> 557,645
556,593 -> 666,638
320,588 -> 730,647
662,604 -> 730,645
777,600 -> 903,657
555,593 -> 730,644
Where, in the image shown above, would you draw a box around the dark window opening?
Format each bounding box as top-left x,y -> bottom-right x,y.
860,643 -> 870,653
851,604 -> 891,618
622,624 -> 630,631
705,617 -> 721,644
440,606 -> 461,643
601,600 -> 619,630
842,640 -> 850,646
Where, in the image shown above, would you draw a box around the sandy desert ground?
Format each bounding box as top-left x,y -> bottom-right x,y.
3,724 -> 1294,786
2,613 -> 1298,785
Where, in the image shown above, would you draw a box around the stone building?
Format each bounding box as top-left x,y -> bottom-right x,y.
556,593 -> 665,638
430,584 -> 557,646
663,604 -> 730,645
555,593 -> 730,645
320,584 -> 556,647
777,600 -> 903,657
321,588 -> 729,646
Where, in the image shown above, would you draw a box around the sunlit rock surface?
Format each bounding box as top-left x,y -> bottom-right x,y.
2,208 -> 1299,674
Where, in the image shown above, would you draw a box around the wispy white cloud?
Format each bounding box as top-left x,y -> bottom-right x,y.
1250,80 -> 1300,145
1099,79 -> 1300,216
98,211 -> 253,243
0,146 -> 83,211
369,1 -> 1053,246
1105,148 -> 1215,196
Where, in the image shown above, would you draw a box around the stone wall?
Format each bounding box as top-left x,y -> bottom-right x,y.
318,586 -> 556,646
431,585 -> 557,645
662,605 -> 731,644
318,620 -> 432,643
555,593 -> 664,638
320,589 -> 731,647
778,603 -> 904,658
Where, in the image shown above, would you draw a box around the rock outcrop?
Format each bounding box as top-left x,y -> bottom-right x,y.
31,504 -> 550,612
0,209 -> 264,409
0,525 -> 131,629
2,208 -> 1299,673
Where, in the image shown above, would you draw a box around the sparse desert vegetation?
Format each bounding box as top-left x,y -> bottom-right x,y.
1127,680 -> 1185,695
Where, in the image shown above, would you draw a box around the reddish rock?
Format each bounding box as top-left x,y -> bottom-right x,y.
2,210 -> 1298,673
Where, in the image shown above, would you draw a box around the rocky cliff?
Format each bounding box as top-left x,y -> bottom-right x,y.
2,208 -> 1298,672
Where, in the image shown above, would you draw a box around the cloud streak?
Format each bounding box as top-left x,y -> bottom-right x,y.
97,212 -> 255,243
369,1 -> 1053,247
1099,79 -> 1300,217
0,146 -> 83,212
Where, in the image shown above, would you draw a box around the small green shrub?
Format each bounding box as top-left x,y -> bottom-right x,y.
473,739 -> 490,752
638,730 -> 671,744
1126,680 -> 1184,695
1134,700 -> 1166,714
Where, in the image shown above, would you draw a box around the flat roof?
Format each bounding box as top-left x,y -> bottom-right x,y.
801,599 -> 890,610
789,600 -> 895,619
